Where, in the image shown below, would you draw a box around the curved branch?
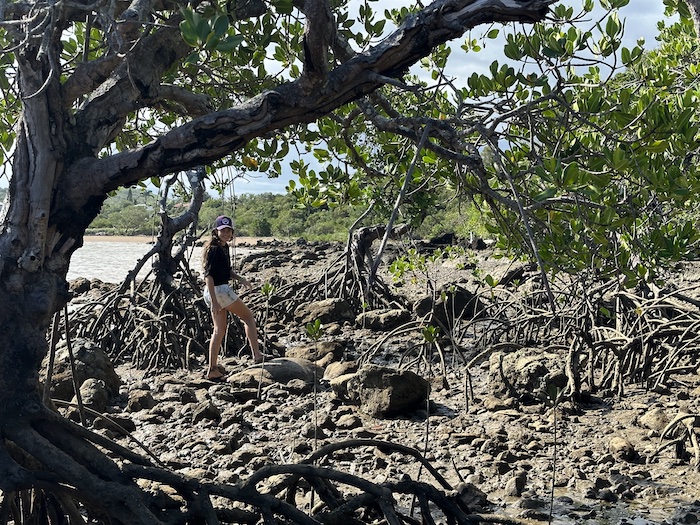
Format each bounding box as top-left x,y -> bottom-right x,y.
60,0 -> 555,211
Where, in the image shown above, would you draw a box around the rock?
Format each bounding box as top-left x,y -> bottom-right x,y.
127,389 -> 157,412
356,308 -> 411,331
93,415 -> 136,434
482,395 -> 517,411
453,482 -> 490,510
228,357 -> 323,388
608,436 -> 637,461
330,365 -> 430,418
519,496 -> 545,509
285,378 -> 313,395
487,348 -> 567,403
294,298 -> 354,326
598,488 -> 618,503
192,402 -> 221,423
285,341 -> 345,364
42,338 -> 121,400
336,413 -> 363,430
505,470 -> 527,496
323,360 -> 358,382
69,277 -> 92,295
67,378 -> 110,420
639,407 -> 670,432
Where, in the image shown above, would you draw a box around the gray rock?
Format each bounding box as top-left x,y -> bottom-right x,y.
226,358 -> 323,390
294,298 -> 354,325
356,308 -> 411,331
488,348 -> 567,403
42,338 -> 121,400
127,389 -> 156,412
608,436 -> 637,461
68,378 -> 110,419
639,407 -> 670,432
330,365 -> 430,418
504,470 -> 527,496
323,360 -> 358,381
192,402 -> 221,423
285,341 -> 345,364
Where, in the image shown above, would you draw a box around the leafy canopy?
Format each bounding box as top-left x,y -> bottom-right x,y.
1,0 -> 697,288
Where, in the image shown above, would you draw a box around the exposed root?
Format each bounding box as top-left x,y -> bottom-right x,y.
1,409 -> 523,525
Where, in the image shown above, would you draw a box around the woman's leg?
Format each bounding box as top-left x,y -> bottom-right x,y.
207,309 -> 228,378
226,299 -> 263,362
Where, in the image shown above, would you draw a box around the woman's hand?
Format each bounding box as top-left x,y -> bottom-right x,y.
211,299 -> 223,315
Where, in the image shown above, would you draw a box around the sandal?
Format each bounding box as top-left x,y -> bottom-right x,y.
205,374 -> 226,382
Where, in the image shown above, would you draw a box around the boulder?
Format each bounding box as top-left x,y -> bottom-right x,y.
294,298 -> 354,326
127,389 -> 157,412
356,308 -> 411,331
67,378 -> 110,421
639,407 -> 670,432
487,348 -> 567,403
330,365 -> 430,418
285,341 -> 345,364
41,338 -> 121,400
230,358 -> 323,387
323,360 -> 358,382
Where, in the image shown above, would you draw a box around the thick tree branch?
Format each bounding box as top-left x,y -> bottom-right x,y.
62,55 -> 124,106
299,0 -> 335,90
64,0 -> 554,188
69,22 -> 190,154
685,0 -> 700,37
153,84 -> 214,116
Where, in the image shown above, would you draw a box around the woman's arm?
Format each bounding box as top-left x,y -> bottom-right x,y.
230,270 -> 252,290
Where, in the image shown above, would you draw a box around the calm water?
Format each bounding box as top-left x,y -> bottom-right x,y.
67,238 -> 265,283
66,240 -> 204,283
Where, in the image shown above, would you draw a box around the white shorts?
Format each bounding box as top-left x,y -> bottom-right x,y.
203,284 -> 239,309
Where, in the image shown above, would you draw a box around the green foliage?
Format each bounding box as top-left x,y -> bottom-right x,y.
305,319 -> 324,341
91,186 -> 489,242
3,0 -> 694,291
88,188 -> 159,235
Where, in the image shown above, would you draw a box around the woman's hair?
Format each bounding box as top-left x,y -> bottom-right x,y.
202,229 -> 222,270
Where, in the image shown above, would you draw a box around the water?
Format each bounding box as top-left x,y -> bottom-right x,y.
67,240 -> 161,283
66,237 -> 261,283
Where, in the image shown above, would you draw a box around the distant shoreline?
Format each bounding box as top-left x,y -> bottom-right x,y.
83,235 -> 277,244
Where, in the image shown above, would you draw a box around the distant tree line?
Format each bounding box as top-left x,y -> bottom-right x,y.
87,187 -> 488,242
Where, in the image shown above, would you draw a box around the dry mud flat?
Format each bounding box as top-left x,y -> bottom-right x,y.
62,239 -> 700,524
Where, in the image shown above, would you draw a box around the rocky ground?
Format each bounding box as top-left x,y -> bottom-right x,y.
53,238 -> 700,524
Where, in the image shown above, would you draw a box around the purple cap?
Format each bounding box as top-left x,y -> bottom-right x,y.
215,215 -> 233,230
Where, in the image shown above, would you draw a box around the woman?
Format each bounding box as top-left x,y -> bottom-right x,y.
202,215 -> 263,380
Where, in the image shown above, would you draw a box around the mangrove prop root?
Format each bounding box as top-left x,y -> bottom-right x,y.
2,415 -> 521,525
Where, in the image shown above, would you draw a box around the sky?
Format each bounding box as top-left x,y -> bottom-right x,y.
0,0 -> 677,196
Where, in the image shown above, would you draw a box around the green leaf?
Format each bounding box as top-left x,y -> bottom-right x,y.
213,15 -> 229,37
533,187 -> 557,202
